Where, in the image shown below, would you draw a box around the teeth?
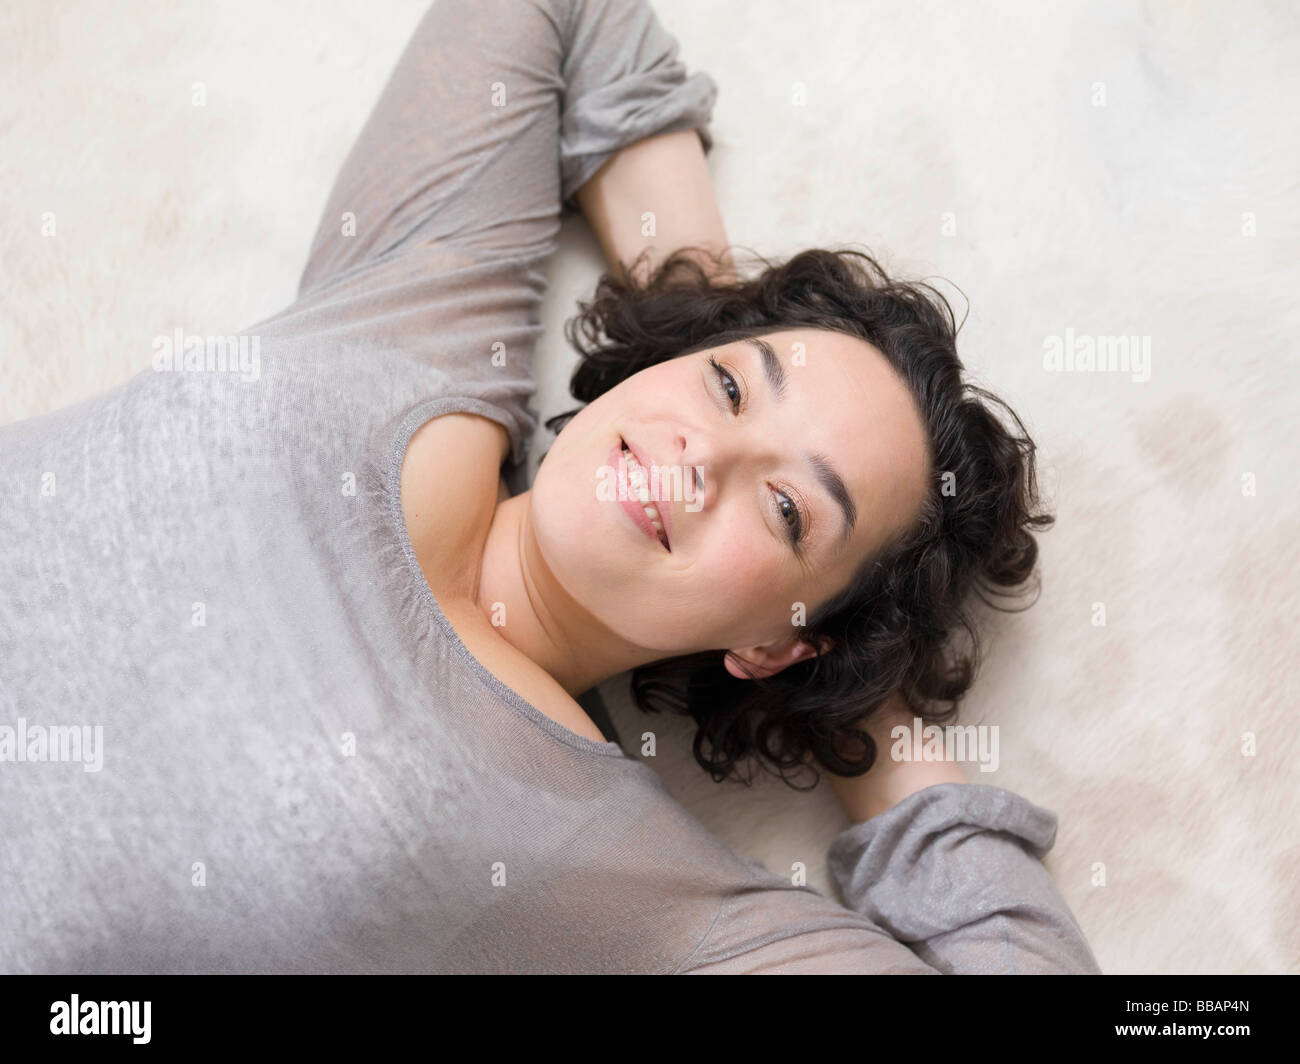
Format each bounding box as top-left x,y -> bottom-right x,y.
623,447 -> 649,499
624,443 -> 667,546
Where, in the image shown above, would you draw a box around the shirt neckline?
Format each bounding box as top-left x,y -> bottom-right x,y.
384,395 -> 628,760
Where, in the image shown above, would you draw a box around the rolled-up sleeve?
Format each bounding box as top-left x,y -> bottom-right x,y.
555,0 -> 718,209
827,783 -> 1103,974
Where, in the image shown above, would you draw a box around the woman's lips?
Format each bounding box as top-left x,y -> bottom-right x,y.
623,437 -> 674,546
608,440 -> 671,550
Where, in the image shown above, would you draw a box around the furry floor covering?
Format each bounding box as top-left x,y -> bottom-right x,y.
1,0 -> 1295,974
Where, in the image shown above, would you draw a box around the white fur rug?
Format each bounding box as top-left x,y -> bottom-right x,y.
2,0 -> 1296,974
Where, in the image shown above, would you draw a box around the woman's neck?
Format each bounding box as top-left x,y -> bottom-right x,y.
473,491 -> 643,698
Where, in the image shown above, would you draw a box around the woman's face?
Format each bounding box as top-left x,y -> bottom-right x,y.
528,328 -> 932,676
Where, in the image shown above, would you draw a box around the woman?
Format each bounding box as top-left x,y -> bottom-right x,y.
0,0 -> 1099,973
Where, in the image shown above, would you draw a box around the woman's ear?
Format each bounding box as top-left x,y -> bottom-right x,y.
723,633 -> 835,680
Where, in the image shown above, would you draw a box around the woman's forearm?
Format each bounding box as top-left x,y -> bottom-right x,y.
574,128 -> 735,285
828,692 -> 969,822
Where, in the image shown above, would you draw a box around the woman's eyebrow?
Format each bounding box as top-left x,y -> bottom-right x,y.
744,336 -> 789,402
740,337 -> 858,544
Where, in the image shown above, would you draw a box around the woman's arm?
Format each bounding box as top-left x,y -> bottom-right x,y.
682,781 -> 1101,973
828,690 -> 970,821
574,128 -> 736,285
814,693 -> 1101,974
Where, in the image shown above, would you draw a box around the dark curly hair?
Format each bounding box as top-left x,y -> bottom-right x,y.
544,244 -> 1054,791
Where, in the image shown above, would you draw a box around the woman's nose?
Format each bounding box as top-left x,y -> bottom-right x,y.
679,433 -> 714,513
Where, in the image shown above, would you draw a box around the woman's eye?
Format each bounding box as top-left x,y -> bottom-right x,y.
774,490 -> 806,545
708,354 -> 810,551
709,357 -> 742,412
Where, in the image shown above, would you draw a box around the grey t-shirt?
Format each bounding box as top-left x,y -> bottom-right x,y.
0,0 -> 1100,974
0,334 -> 1098,974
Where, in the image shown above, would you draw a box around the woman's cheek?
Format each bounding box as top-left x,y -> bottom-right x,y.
713,526 -> 783,605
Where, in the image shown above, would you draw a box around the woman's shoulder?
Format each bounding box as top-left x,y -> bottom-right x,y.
398,411 -> 615,746
399,410 -> 509,595
416,408 -> 512,466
